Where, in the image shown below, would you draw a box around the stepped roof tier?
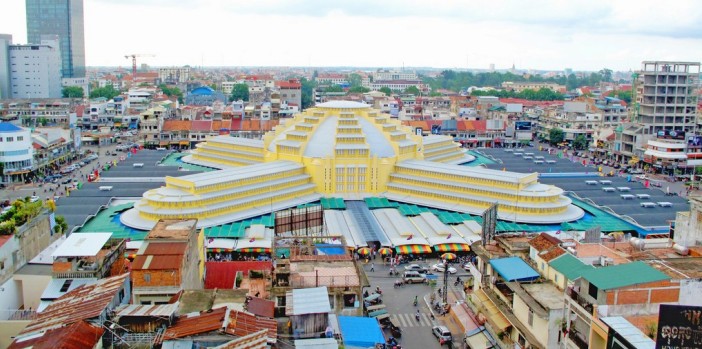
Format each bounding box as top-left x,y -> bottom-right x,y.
122,101 -> 583,229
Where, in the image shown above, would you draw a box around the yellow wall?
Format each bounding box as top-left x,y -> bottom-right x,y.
0,320 -> 30,349
512,295 -> 548,348
13,274 -> 51,311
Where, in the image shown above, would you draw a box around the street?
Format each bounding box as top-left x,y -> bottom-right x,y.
0,141 -> 130,205
364,258 -> 469,349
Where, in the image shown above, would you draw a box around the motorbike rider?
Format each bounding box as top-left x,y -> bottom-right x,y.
413,295 -> 418,306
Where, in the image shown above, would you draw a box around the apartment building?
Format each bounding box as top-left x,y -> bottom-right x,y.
537,101 -> 598,144
7,36 -> 62,99
276,79 -> 302,108
0,123 -> 33,183
616,61 -> 700,166
502,82 -> 565,93
159,67 -> 190,84
130,219 -> 203,304
316,73 -> 348,86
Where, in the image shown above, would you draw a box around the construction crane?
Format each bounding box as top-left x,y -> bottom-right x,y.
124,54 -> 155,80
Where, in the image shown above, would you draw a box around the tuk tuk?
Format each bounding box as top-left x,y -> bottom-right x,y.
389,318 -> 402,338
364,293 -> 382,306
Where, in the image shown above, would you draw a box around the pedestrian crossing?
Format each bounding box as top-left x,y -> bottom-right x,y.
390,313 -> 436,327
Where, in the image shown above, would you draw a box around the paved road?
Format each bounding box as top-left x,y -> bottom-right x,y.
0,140 -> 131,204
364,259 -> 468,348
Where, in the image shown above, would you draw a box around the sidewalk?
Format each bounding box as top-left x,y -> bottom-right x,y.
424,286 -> 480,347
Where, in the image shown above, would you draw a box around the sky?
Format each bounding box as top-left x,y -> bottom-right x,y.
1,0 -> 702,72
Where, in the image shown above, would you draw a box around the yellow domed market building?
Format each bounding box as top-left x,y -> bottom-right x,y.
121,101 -> 583,231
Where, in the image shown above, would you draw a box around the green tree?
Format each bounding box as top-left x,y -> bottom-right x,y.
90,85 -> 119,100
610,90 -> 632,104
229,83 -> 250,102
429,91 -> 443,97
324,85 -> 344,93
404,86 -> 420,95
573,134 -> 588,150
379,87 -> 392,96
348,73 -> 363,88
159,84 -> 183,104
61,86 -> 84,98
300,77 -> 316,109
54,215 -> 68,235
599,68 -> 613,82
348,86 -> 370,94
549,128 -> 565,145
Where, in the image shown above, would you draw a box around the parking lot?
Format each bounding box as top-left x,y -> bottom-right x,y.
475,147 -> 690,230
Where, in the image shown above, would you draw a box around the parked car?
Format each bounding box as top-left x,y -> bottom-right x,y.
431,263 -> 457,274
432,326 -> 452,344
404,264 -> 429,272
402,271 -> 427,284
29,196 -> 40,203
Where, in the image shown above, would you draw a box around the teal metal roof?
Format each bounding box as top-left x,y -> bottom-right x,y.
320,197 -> 346,210
579,261 -> 670,290
548,253 -> 593,281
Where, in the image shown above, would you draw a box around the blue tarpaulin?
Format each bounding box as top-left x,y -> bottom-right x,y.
337,316 -> 385,348
489,256 -> 540,282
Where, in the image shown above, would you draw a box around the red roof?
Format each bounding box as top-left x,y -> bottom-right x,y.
191,120 -> 212,132
74,105 -> 85,117
162,120 -> 191,132
19,274 -> 128,335
9,321 -> 104,349
246,297 -> 275,318
275,80 -> 301,89
205,261 -> 272,289
161,307 -> 227,341
0,235 -> 11,248
132,255 -> 183,270
143,242 -> 187,255
225,309 -> 277,342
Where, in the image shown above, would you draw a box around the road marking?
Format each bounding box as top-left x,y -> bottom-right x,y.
391,313 -> 433,327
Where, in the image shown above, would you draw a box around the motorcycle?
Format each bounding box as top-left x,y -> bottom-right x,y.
393,280 -> 403,288
413,298 -> 418,306
415,312 -> 420,321
454,277 -> 463,286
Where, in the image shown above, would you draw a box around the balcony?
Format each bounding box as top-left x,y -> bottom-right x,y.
567,330 -> 589,349
566,287 -> 594,315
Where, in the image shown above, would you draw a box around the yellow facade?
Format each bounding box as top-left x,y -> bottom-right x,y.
123,101 -> 581,229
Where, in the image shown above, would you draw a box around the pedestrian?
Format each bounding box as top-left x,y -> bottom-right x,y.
370,262 -> 374,272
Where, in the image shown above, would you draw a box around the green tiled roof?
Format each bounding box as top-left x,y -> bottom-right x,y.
76,202 -> 148,240
321,197 -> 346,210
549,253 -> 593,281
159,153 -> 216,172
561,198 -> 639,233
364,197 -> 399,209
204,213 -> 275,238
579,261 -> 670,290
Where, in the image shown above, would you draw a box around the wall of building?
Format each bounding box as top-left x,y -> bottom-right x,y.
0,34 -> 11,99
677,279 -> 702,306
12,273 -> 51,311
512,294 -> 548,348
9,38 -> 62,98
0,320 -> 31,349
17,212 -> 56,265
0,279 -> 24,320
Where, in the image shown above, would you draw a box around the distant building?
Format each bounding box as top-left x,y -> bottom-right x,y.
275,79 -> 302,109
0,34 -> 11,99
7,36 -> 63,99
158,67 -> 190,84
184,86 -> 226,106
501,81 -> 565,93
26,0 -> 86,78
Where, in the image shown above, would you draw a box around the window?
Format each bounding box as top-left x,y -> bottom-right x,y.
17,136 -> 23,141
143,273 -> 151,282
555,274 -> 559,283
6,137 -> 12,142
528,309 -> 534,326
588,282 -> 598,299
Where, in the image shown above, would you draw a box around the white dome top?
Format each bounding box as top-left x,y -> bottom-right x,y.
316,101 -> 370,109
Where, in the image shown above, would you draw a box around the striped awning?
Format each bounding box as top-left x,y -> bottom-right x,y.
395,245 -> 432,254
208,248 -> 233,253
238,248 -> 271,253
433,243 -> 470,252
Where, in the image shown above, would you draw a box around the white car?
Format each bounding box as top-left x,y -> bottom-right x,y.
29,196 -> 40,203
431,263 -> 457,274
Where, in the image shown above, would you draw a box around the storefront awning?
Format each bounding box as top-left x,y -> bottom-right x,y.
238,247 -> 271,253
475,289 -> 511,331
5,169 -> 30,175
433,243 -> 470,252
179,140 -> 189,145
159,141 -> 169,146
395,245 -> 432,254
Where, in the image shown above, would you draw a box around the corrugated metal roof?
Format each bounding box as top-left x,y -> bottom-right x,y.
246,297 -> 275,318
132,255 -> 183,270
579,261 -> 670,290
51,232 -> 112,258
142,242 -> 187,255
20,273 -> 129,336
115,303 -> 179,317
9,320 -> 104,349
225,309 -> 277,343
288,286 -> 331,315
161,307 -> 227,341
294,338 -> 339,349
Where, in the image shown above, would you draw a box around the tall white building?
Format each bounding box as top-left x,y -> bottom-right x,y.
0,34 -> 11,99
159,67 -> 190,84
9,36 -> 62,99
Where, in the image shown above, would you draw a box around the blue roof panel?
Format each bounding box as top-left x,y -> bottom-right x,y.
0,123 -> 23,132
489,256 -> 540,282
337,316 -> 385,348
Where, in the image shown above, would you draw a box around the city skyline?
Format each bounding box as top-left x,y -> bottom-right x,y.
0,0 -> 701,71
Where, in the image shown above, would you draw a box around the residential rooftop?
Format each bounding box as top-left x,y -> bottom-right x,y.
523,283 -> 564,310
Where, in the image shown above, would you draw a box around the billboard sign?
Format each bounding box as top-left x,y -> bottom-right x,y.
687,135 -> 702,147
657,129 -> 686,140
515,121 -> 532,131
481,203 -> 498,247
656,304 -> 702,349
